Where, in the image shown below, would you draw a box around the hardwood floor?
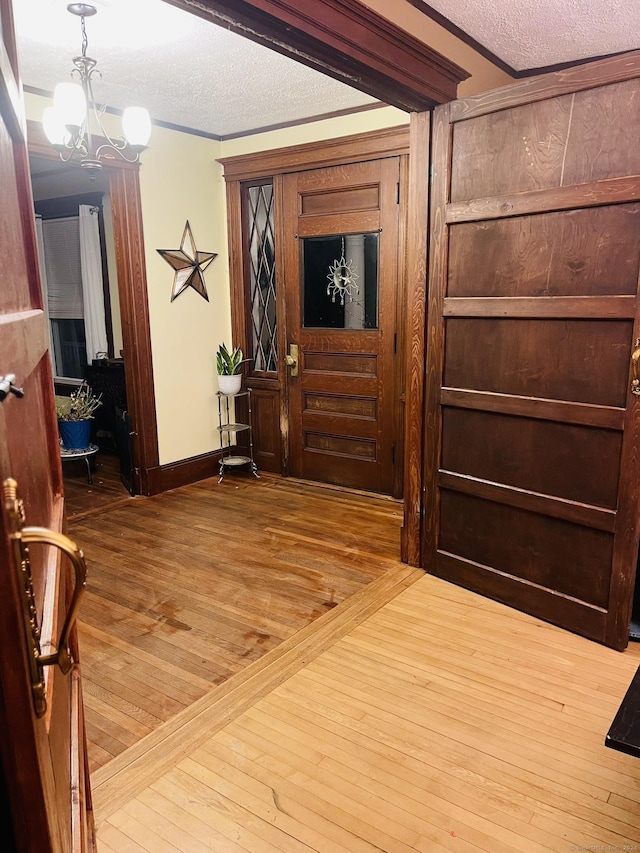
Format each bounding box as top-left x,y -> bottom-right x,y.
93,571 -> 640,852
70,473 -> 402,773
64,448 -> 132,521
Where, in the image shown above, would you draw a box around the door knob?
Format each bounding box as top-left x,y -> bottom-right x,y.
285,344 -> 299,377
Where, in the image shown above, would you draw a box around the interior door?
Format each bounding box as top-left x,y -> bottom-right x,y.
424,58 -> 640,650
0,2 -> 94,849
283,158 -> 400,494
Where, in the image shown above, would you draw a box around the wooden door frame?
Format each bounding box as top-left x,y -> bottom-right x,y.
166,0 -> 468,111
26,122 -> 159,497
220,126 -> 411,494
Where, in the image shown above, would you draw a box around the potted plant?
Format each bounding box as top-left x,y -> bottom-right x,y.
216,343 -> 245,395
56,382 -> 103,450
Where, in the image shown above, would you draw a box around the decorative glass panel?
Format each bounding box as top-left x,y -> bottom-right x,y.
245,183 -> 277,372
302,233 -> 378,330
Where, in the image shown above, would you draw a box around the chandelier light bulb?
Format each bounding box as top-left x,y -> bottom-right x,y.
122,107 -> 152,151
53,82 -> 87,130
43,4 -> 151,175
42,106 -> 68,147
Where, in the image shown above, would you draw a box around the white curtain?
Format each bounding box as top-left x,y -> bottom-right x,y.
79,204 -> 108,364
34,214 -> 55,359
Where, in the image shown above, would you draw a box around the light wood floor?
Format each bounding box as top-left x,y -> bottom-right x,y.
71,473 -> 402,773
93,568 -> 640,852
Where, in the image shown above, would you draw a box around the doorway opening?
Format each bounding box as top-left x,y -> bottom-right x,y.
29,152 -> 134,512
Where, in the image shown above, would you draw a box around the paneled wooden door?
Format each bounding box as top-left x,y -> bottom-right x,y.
283,158 -> 400,494
0,1 -> 94,849
424,56 -> 640,650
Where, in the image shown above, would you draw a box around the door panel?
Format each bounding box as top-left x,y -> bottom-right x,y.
284,158 -> 400,494
0,1 -> 93,848
425,65 -> 640,651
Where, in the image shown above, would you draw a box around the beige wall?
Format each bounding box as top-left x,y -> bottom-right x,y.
137,126 -> 228,464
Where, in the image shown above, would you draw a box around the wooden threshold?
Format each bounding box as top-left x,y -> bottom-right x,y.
91,563 -> 422,819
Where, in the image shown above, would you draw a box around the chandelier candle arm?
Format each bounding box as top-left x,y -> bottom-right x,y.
42,3 -> 151,177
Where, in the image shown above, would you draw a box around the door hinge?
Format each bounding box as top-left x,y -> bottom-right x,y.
393,332 -> 397,354
391,443 -> 396,464
396,181 -> 400,204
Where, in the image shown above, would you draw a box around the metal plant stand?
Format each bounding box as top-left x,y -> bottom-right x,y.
217,388 -> 259,483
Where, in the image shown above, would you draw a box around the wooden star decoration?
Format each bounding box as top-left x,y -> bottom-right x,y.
157,221 -> 217,302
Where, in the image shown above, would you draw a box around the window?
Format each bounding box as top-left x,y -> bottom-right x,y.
41,216 -> 87,379
35,203 -> 109,381
243,181 -> 277,373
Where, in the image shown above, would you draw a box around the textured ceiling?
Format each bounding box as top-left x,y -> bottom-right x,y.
421,0 -> 640,71
12,0 -> 640,139
13,0 -> 380,138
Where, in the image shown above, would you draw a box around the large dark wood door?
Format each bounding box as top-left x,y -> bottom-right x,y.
0,2 -> 93,849
424,55 -> 640,650
283,158 -> 400,493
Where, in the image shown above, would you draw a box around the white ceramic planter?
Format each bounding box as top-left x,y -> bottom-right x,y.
218,374 -> 242,395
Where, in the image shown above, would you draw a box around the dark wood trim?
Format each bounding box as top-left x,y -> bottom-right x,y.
606,326 -> 640,649
145,451 -> 221,494
440,389 -> 625,431
274,174 -> 289,475
220,102 -> 387,141
393,151 -> 410,501
448,50 -> 640,122
108,167 -> 158,495
438,470 -> 617,533
145,449 -> 223,494
219,125 -> 410,181
226,180 -> 247,360
401,112 -> 430,566
443,295 -> 636,319
434,551 -> 607,643
421,104 -> 451,569
447,177 -> 640,224
167,0 -> 468,111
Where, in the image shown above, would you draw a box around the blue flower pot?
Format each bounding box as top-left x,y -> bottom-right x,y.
58,419 -> 92,451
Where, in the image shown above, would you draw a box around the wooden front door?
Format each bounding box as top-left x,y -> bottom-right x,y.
423,55 -> 640,650
0,2 -> 93,849
283,158 -> 400,494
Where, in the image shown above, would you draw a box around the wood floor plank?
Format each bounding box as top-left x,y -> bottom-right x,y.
72,473 -> 402,773
83,478 -> 640,852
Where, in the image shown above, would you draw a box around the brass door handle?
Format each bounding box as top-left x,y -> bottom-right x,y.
21,527 -> 87,674
632,338 -> 640,397
285,344 -> 299,377
4,478 -> 87,716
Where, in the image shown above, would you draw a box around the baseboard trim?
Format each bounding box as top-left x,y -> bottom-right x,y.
144,449 -> 222,495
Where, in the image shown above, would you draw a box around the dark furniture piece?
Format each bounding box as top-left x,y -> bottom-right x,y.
84,358 -> 127,449
605,665 -> 640,758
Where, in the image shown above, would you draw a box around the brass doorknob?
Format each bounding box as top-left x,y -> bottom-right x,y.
285,344 -> 299,377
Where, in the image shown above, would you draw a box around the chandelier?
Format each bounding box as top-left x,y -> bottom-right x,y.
42,3 -> 151,178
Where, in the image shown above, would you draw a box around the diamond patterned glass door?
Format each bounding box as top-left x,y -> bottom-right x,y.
245,182 -> 277,372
